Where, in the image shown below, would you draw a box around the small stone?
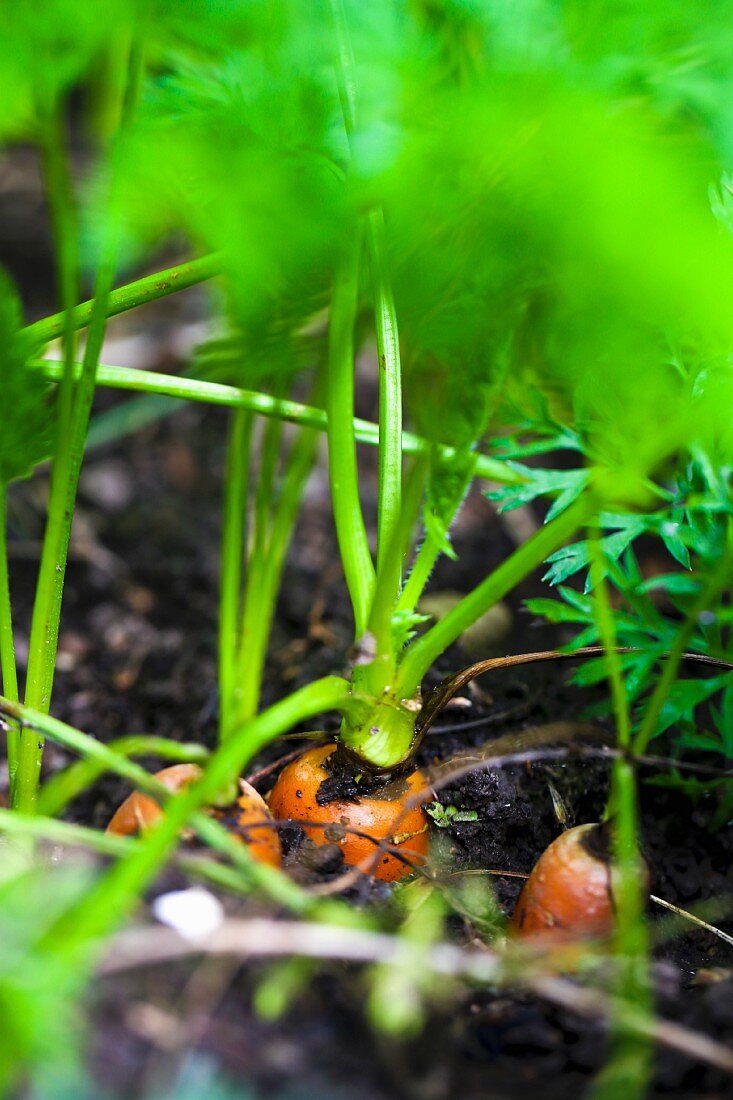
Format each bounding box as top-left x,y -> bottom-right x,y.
152,886 -> 224,942
80,460 -> 134,511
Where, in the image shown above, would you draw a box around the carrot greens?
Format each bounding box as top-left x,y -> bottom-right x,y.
2,2 -> 733,1094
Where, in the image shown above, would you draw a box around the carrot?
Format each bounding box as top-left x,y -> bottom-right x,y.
267,744 -> 431,882
106,764 -> 281,868
511,822 -> 647,942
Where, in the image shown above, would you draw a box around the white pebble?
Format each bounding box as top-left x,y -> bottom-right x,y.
152,887 -> 224,942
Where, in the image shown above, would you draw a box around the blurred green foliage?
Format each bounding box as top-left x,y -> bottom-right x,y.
153,0 -> 733,482
0,849 -> 95,1097
5,0 -> 733,483
2,2 -> 733,1091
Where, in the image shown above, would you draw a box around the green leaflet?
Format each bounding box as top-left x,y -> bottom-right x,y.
0,270 -> 52,486
423,449 -> 477,561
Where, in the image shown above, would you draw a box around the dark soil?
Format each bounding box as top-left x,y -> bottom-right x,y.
2,231 -> 732,1097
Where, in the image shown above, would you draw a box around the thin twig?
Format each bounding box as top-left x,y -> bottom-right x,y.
651,895 -> 733,949
416,646 -> 733,746
97,917 -> 733,1073
245,745 -> 319,788
447,868 -> 529,881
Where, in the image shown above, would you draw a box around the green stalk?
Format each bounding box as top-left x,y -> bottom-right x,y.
362,231 -> 409,671
0,808 -> 137,856
22,254 -> 220,348
367,457 -> 429,661
12,92 -> 81,810
37,735 -> 209,817
1,676 -> 350,919
588,535 -> 651,1100
230,414 -> 286,726
17,251 -> 118,810
0,809 -> 260,899
35,675 -> 351,956
399,455 -> 430,565
232,442 -> 278,723
0,490 -> 19,771
87,35 -> 132,147
330,0 -> 403,632
0,492 -> 18,705
219,409 -> 253,740
396,493 -> 598,698
37,99 -> 79,441
4,699 -> 194,802
16,46 -> 140,811
329,0 -> 358,133
327,240 -> 376,638
396,538 -> 441,616
589,534 -> 631,752
253,414 -> 285,561
236,416 -> 320,724
591,756 -> 652,1100
369,207 -> 403,586
36,360 -> 523,486
397,455 -> 478,617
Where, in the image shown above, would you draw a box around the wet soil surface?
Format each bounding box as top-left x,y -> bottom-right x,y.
3,313 -> 732,1098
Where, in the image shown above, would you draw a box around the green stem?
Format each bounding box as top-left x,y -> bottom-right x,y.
219,409 -> 253,740
231,413 -> 286,726
16,46 -> 141,811
232,413 -> 283,725
338,693 -> 418,769
596,755 -> 652,1100
22,254 -> 220,348
369,207 -> 402,586
586,535 -> 650,1097
253,414 -> 284,561
37,98 -> 79,440
36,360 -> 523,486
87,35 -> 131,146
367,456 -> 429,665
1,674 -> 350,925
588,536 -> 630,837
4,699 -> 188,801
328,0 -> 358,138
17,251 -> 118,810
0,491 -> 18,706
13,94 -> 80,811
0,809 -> 257,899
37,735 -> 209,817
0,490 -> 19,771
34,675 -> 351,955
399,455 -> 430,566
589,533 -> 631,752
397,454 -> 477,617
0,808 -> 137,856
396,493 -> 597,697
396,538 -> 441,616
121,37 -> 146,119
327,240 -> 376,638
329,0 -> 403,631
236,414 -> 320,724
